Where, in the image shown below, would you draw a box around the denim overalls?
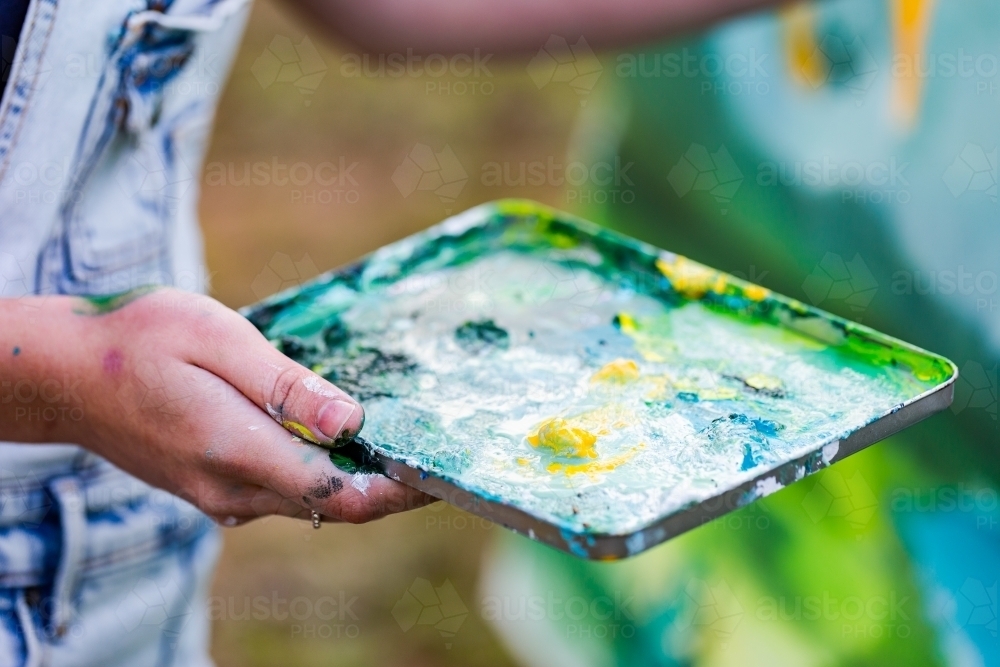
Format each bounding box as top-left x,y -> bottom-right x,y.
0,0 -> 251,664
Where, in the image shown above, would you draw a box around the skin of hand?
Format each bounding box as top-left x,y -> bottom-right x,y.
0,288 -> 434,525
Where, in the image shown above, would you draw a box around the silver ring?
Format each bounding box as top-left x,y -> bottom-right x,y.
311,510 -> 322,529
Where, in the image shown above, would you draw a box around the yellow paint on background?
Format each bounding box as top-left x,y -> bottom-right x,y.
891,0 -> 936,127
781,0 -> 936,127
781,2 -> 828,88
591,359 -> 640,384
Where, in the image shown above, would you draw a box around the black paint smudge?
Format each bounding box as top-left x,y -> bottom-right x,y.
307,475 -> 344,499
455,319 -> 509,353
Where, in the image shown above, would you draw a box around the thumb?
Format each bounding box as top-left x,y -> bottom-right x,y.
189,307 -> 365,447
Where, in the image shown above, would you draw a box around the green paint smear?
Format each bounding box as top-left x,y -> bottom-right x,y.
245,200 -> 956,538
328,438 -> 384,475
74,285 -> 160,315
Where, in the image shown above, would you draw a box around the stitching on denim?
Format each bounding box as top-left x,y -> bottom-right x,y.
0,516 -> 211,589
0,0 -> 59,183
79,520 -> 211,576
46,10 -> 203,293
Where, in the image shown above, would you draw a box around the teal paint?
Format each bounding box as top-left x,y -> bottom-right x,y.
246,200 -> 955,544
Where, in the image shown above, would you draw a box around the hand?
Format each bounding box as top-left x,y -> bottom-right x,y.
0,288 -> 432,525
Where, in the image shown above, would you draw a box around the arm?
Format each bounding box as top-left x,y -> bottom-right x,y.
0,289 -> 430,524
287,0 -> 783,54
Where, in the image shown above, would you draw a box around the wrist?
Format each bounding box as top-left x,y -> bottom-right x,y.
0,296 -> 101,445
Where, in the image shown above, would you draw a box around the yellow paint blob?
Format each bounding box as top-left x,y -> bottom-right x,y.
743,284 -> 770,302
528,419 -> 598,459
744,374 -> 783,393
698,388 -> 740,401
591,359 -> 640,384
673,378 -> 739,401
655,256 -> 718,299
642,375 -> 672,400
614,312 -> 677,363
614,312 -> 638,333
547,444 -> 645,476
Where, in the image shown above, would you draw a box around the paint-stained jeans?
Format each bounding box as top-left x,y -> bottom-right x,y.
0,0 -> 251,664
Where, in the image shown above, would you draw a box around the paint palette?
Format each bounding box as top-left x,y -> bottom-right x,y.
242,200 -> 956,559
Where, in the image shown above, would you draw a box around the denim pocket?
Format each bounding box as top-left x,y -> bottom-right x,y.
37,0 -> 250,295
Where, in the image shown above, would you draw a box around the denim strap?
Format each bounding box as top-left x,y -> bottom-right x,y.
47,476 -> 85,638
14,590 -> 41,667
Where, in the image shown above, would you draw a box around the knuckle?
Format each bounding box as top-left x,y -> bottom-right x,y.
333,493 -> 381,524
269,364 -> 305,417
188,302 -> 232,343
199,493 -> 236,518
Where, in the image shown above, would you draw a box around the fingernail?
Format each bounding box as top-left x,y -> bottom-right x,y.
317,399 -> 362,446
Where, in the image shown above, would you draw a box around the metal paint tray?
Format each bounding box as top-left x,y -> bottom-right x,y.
242,200 -> 956,559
